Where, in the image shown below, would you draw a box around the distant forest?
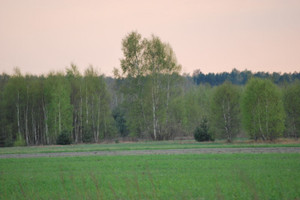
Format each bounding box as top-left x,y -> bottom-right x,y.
0,31 -> 299,146
191,68 -> 300,86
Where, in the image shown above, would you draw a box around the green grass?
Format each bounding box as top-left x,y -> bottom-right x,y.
1,140 -> 300,155
1,154 -> 300,199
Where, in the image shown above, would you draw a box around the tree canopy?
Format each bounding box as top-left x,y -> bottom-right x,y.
242,78 -> 285,141
210,81 -> 241,142
0,32 -> 299,146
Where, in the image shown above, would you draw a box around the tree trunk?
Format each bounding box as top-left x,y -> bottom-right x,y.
16,91 -> 21,134
258,115 -> 266,141
58,99 -> 61,134
24,110 -> 29,145
265,100 -> 269,139
86,86 -> 88,125
32,108 -> 37,145
97,95 -> 101,142
42,99 -> 49,144
165,76 -> 170,138
74,114 -> 78,143
80,93 -> 83,143
138,76 -> 147,135
222,100 -> 230,142
25,86 -> 29,145
292,116 -> 297,139
91,97 -> 96,142
152,87 -> 157,140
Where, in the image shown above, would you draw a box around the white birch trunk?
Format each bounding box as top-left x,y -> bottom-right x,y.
80,93 -> 83,142
16,91 -> 21,134
152,87 -> 157,140
58,99 -> 61,134
32,108 -> 37,145
25,86 -> 29,145
42,99 -> 49,144
86,86 -> 88,125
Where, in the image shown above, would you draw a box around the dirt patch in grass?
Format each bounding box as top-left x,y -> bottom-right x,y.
1,147 -> 300,159
244,138 -> 300,144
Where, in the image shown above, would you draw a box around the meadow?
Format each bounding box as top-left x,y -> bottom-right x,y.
1,153 -> 300,199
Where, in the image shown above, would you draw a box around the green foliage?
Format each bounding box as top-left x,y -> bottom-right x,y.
180,84 -> 212,135
112,107 -> 129,137
0,33 -> 300,145
194,118 -> 214,142
192,68 -> 300,86
13,133 -> 26,147
82,128 -> 93,143
118,31 -> 182,140
120,31 -> 144,77
83,66 -> 117,142
242,78 -> 285,140
210,81 -> 241,142
56,130 -> 72,145
283,80 -> 300,138
1,154 -> 300,199
45,72 -> 73,143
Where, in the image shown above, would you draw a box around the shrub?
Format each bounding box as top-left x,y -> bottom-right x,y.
194,118 -> 214,142
14,134 -> 26,146
56,130 -> 72,145
82,128 -> 93,143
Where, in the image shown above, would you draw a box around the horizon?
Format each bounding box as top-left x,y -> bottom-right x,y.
1,0 -> 300,76
1,66 -> 299,77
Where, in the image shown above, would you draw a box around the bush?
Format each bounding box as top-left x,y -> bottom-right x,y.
194,118 -> 214,142
14,134 -> 26,146
82,128 -> 93,143
56,130 -> 72,145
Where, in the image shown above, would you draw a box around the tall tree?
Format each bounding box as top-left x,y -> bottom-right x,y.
66,64 -> 83,143
118,31 -> 150,138
83,66 -> 115,142
242,78 -> 285,140
283,80 -> 300,138
2,68 -> 27,145
143,35 -> 167,140
0,73 -> 11,146
210,81 -> 241,142
143,39 -> 181,139
118,31 -> 181,140
44,72 -> 73,143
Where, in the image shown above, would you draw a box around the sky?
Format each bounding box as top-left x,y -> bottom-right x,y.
0,0 -> 299,76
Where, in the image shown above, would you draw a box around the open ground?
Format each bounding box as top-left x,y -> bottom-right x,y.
1,139 -> 300,199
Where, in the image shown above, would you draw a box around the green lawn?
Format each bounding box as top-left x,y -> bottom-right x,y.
1,154 -> 300,199
1,140 -> 300,155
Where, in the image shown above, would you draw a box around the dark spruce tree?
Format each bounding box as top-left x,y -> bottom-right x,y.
194,117 -> 213,142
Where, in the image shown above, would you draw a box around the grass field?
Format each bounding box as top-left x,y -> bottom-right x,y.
1,139 -> 300,155
1,153 -> 300,199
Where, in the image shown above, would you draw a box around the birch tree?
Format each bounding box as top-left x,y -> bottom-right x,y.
44,72 -> 73,143
242,78 -> 285,140
118,32 -> 150,137
118,32 -> 181,140
66,64 -> 82,143
210,81 -> 241,142
83,66 -> 115,142
283,80 -> 300,138
2,68 -> 28,145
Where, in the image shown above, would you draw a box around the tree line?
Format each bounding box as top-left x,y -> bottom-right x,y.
192,68 -> 300,86
0,66 -> 115,146
0,31 -> 299,146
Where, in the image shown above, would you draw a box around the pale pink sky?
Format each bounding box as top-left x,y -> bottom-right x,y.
0,0 -> 299,76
